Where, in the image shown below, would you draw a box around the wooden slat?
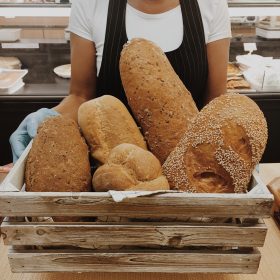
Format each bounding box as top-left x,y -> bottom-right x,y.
0,192 -> 273,218
8,247 -> 261,274
1,221 -> 267,248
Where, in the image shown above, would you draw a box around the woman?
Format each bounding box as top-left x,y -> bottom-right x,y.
10,0 -> 231,162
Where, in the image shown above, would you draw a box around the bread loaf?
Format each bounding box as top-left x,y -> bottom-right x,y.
25,116 -> 92,193
120,38 -> 198,164
92,143 -> 170,192
78,95 -> 147,164
25,116 -> 92,222
163,94 -> 268,193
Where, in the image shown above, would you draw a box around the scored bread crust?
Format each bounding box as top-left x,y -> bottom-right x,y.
25,116 -> 92,193
78,95 -> 147,164
92,143 -> 170,192
163,94 -> 268,193
120,38 -> 199,164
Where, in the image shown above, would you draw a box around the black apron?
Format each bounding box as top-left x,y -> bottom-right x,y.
97,0 -> 208,110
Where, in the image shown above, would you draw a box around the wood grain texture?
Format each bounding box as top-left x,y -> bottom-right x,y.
1,218 -> 280,279
8,248 -> 261,274
1,221 -> 267,248
0,192 -> 273,218
0,163 -> 280,279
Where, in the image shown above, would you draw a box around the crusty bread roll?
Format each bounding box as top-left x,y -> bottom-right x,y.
92,143 -> 170,192
78,95 -> 147,164
120,38 -> 198,164
25,116 -> 92,222
163,94 -> 268,193
25,116 -> 92,193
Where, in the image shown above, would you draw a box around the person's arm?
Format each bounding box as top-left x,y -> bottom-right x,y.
54,33 -> 97,122
204,38 -> 230,105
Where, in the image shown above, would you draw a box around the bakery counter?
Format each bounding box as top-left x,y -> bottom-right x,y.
244,92 -> 280,163
230,36 -> 280,61
0,78 -> 69,101
0,40 -> 70,84
0,39 -> 70,164
0,79 -> 68,166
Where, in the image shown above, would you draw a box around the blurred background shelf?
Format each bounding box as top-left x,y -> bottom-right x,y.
1,1 -> 280,17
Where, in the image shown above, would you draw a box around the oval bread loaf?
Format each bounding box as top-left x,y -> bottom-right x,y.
163,94 -> 268,193
25,116 -> 92,193
78,95 -> 147,164
120,38 -> 199,164
92,143 -> 170,192
25,116 -> 92,222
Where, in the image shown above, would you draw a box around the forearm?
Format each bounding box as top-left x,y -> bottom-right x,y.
53,92 -> 92,122
204,77 -> 227,105
204,38 -> 230,106
54,34 -> 97,122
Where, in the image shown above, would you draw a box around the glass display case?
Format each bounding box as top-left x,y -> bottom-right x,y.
0,0 -> 280,164
229,1 -> 280,164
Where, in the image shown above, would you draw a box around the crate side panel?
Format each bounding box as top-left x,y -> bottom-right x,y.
8,248 -> 261,274
2,222 -> 267,248
0,192 -> 274,218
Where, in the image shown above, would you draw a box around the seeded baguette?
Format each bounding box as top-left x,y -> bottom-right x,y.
120,38 -> 199,164
163,94 -> 268,193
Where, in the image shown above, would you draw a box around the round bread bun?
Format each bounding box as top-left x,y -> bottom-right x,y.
92,143 -> 170,192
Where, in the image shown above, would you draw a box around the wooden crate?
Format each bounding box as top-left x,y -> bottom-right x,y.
0,143 -> 274,274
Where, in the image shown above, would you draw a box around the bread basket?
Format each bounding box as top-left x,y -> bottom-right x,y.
0,142 -> 273,274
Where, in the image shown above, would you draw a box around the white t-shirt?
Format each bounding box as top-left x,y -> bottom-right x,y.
69,0 -> 232,76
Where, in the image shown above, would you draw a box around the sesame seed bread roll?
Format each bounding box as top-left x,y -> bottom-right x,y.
120,38 -> 199,164
163,94 -> 268,193
92,143 -> 170,192
78,95 -> 147,164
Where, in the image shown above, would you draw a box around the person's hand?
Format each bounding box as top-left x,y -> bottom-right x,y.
0,163 -> 13,173
9,108 -> 59,163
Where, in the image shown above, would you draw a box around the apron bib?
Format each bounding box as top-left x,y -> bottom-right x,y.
97,0 -> 208,110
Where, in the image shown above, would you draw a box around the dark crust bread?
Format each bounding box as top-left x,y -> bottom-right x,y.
25,116 -> 92,193
120,38 -> 199,163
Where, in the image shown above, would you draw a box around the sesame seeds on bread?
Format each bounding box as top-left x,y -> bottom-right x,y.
163,93 -> 268,193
